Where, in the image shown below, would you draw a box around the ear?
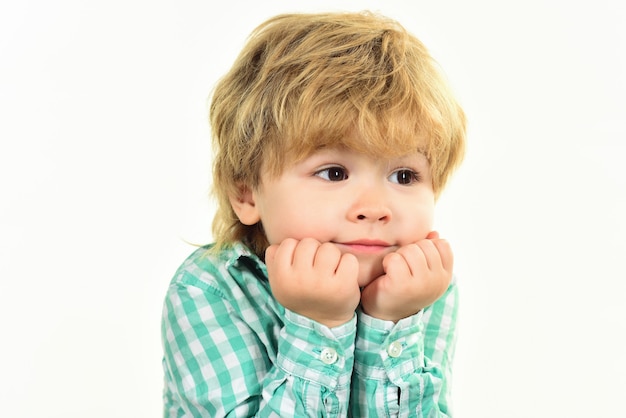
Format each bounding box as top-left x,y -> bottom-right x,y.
229,184 -> 261,226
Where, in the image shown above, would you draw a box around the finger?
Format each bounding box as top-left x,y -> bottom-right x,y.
314,242 -> 342,273
382,251 -> 412,279
265,244 -> 278,264
273,238 -> 298,267
416,239 -> 442,271
395,243 -> 427,276
335,252 -> 359,279
292,237 -> 321,269
432,239 -> 454,273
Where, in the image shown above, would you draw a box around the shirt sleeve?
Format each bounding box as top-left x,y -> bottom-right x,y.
264,309 -> 356,417
351,280 -> 459,417
161,275 -> 357,417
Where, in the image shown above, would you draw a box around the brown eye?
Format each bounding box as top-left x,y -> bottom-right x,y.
315,166 -> 348,181
389,169 -> 419,185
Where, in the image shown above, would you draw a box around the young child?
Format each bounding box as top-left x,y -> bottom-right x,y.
162,11 -> 465,417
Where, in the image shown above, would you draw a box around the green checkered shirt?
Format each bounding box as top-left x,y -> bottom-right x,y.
161,243 -> 458,417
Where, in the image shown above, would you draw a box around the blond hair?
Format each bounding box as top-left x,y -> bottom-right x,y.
210,11 -> 466,256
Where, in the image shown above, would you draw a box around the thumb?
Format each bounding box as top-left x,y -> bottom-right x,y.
426,230 -> 440,240
359,275 -> 386,317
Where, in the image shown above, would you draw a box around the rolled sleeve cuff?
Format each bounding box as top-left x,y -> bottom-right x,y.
354,310 -> 425,383
276,309 -> 357,390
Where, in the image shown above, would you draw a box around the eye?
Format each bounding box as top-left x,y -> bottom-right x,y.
315,166 -> 348,181
389,169 -> 420,185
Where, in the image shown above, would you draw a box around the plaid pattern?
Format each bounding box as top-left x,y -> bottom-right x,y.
162,243 -> 458,417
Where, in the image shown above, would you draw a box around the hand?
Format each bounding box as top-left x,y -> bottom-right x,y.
360,231 -> 453,322
265,238 -> 361,328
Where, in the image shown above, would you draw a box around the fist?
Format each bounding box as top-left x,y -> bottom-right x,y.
360,232 -> 454,322
265,238 -> 361,328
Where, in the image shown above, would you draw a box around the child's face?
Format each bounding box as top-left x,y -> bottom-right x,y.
242,146 -> 435,288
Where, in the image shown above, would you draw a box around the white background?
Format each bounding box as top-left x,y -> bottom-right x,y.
1,1 -> 625,417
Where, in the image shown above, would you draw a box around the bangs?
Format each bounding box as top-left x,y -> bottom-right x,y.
252,15 -> 464,180
263,65 -> 458,180
279,107 -> 430,165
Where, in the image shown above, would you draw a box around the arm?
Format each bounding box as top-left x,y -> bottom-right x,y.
351,281 -> 459,417
162,272 -> 357,417
266,309 -> 357,417
354,232 -> 458,416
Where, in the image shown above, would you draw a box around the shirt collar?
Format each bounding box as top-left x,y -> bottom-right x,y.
224,241 -> 268,279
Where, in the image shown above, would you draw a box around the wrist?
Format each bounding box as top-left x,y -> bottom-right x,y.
360,302 -> 423,323
278,309 -> 357,388
306,312 -> 356,329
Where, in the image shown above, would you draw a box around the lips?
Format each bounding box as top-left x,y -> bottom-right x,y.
334,239 -> 393,254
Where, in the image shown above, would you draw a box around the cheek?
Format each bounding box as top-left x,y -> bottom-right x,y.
260,198 -> 336,244
398,205 -> 435,242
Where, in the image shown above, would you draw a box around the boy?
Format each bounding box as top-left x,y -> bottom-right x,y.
162,11 -> 465,417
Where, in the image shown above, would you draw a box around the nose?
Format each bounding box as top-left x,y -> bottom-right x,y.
348,186 -> 392,223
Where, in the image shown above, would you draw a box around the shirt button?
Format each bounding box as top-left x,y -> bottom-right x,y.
387,341 -> 403,358
320,348 -> 338,365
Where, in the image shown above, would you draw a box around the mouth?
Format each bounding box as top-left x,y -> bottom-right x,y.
333,239 -> 394,254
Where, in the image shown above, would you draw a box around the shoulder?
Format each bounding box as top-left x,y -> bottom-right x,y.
169,242 -> 269,298
163,243 -> 282,334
